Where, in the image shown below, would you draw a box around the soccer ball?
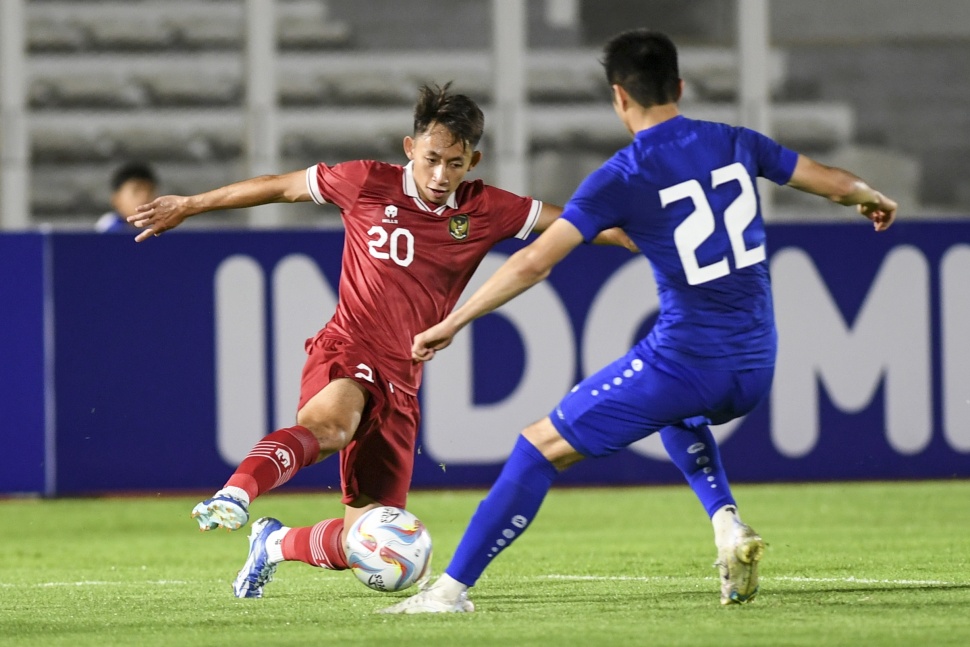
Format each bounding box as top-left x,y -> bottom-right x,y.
345,506 -> 433,593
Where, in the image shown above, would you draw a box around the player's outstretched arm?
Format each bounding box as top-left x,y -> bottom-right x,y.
128,170 -> 311,242
786,155 -> 898,231
413,218 -> 584,362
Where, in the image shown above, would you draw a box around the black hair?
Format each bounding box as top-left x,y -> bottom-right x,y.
111,161 -> 157,191
413,82 -> 485,150
602,29 -> 681,108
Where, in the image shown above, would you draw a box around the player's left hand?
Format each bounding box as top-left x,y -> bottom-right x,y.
412,321 -> 459,362
593,227 -> 639,252
858,193 -> 897,232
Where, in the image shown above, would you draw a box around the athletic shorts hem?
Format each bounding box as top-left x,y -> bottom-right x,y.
548,410 -> 597,459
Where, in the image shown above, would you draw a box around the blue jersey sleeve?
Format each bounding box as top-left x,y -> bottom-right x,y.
561,165 -> 629,243
741,127 -> 798,185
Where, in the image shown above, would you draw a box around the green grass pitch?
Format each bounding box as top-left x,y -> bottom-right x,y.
1,481 -> 968,646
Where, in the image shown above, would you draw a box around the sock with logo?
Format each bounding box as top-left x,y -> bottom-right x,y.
275,518 -> 349,570
445,435 -> 559,587
224,425 -> 320,503
659,423 -> 735,517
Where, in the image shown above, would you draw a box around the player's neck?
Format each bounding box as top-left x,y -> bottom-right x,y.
627,103 -> 680,135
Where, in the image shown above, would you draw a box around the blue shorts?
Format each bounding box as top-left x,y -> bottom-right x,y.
549,343 -> 773,459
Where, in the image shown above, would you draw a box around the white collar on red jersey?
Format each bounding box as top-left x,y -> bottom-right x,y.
403,161 -> 458,213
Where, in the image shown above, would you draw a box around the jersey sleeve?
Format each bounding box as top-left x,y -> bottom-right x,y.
482,185 -> 543,240
560,165 -> 628,243
305,160 -> 372,210
740,128 -> 798,185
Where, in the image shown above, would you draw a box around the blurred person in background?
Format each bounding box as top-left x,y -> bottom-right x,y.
95,161 -> 158,233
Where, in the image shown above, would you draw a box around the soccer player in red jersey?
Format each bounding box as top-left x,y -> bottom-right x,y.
130,83 -> 635,598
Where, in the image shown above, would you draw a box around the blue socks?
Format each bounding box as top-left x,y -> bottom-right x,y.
446,435 -> 559,587
659,424 -> 735,518
443,427 -> 731,586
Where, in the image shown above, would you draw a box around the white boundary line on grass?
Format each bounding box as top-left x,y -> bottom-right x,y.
542,574 -> 960,586
774,576 -> 956,586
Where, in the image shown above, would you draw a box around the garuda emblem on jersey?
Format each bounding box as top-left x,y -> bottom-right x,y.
448,214 -> 470,240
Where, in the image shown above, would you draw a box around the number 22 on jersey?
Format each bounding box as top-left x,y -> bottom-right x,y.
663,162 -> 764,286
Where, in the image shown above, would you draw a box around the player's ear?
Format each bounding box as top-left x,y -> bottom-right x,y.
676,79 -> 685,102
468,150 -> 482,169
611,84 -> 628,110
403,136 -> 415,160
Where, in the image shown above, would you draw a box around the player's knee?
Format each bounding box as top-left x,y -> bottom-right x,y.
295,414 -> 354,452
522,418 -> 584,469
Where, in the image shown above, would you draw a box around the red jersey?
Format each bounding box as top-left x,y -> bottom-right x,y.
305,160 -> 542,395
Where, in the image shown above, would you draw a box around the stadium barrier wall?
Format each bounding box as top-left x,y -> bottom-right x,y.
1,223 -> 968,496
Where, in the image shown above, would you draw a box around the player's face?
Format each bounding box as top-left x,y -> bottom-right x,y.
404,123 -> 481,205
113,179 -> 157,217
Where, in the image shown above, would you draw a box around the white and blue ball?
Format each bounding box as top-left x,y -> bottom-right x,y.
345,506 -> 433,592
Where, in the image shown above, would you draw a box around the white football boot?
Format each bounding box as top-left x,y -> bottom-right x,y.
191,488 -> 250,531
377,575 -> 475,614
232,517 -> 284,598
715,519 -> 765,605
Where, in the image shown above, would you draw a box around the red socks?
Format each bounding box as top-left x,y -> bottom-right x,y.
222,426 -> 348,571
282,518 -> 349,570
225,425 -> 320,502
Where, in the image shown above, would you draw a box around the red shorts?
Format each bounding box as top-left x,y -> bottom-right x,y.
299,332 -> 420,509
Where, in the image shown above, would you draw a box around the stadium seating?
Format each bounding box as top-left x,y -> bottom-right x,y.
21,0 -> 888,227
26,13 -> 87,52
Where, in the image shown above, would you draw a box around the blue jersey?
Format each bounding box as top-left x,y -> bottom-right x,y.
95,211 -> 139,234
562,115 -> 798,370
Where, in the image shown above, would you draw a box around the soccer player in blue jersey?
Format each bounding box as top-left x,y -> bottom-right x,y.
381,29 -> 897,613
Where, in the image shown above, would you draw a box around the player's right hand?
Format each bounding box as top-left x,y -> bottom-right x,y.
129,195 -> 191,242
412,321 -> 459,362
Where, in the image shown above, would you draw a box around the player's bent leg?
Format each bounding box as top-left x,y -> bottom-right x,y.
233,517 -> 285,598
343,495 -> 383,540
522,417 -> 586,469
715,513 -> 765,605
192,380 -> 369,533
659,423 -> 764,604
274,517 -> 348,570
380,421 -> 576,615
192,423 -> 323,531
659,424 -> 736,517
296,378 -> 370,454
